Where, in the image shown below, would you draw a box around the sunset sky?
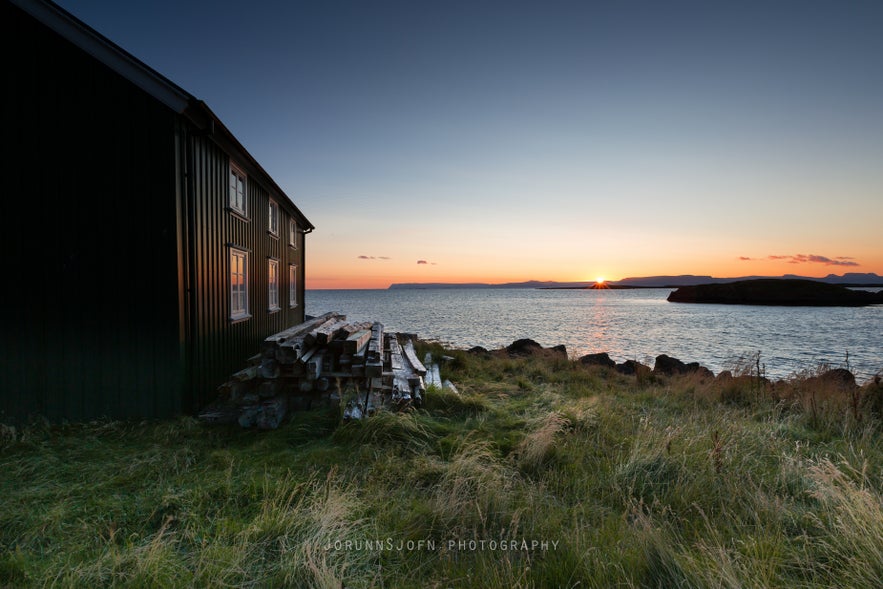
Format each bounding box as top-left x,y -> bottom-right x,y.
58,0 -> 883,288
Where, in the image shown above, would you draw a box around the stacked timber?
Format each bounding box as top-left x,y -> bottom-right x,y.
199,312 -> 430,429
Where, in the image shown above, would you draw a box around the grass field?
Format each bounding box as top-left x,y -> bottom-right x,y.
2,345 -> 881,588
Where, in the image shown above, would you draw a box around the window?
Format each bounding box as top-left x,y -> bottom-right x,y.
296,264 -> 297,309
230,248 -> 250,320
268,199 -> 279,236
289,219 -> 297,248
229,162 -> 247,216
268,259 -> 280,311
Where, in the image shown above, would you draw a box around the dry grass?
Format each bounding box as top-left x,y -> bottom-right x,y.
1,348 -> 881,588
513,411 -> 571,474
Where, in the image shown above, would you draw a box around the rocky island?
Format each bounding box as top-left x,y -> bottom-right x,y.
667,278 -> 883,307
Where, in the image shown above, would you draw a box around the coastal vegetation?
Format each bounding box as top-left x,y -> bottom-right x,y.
1,346 -> 881,588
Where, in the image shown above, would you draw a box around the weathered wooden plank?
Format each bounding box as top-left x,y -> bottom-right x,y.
328,321 -> 373,349
403,339 -> 426,375
259,358 -> 279,379
442,380 -> 459,395
263,311 -> 339,348
366,322 -> 384,377
314,319 -> 352,345
388,333 -> 404,371
271,314 -> 343,364
238,394 -> 288,429
342,329 -> 372,354
307,349 -> 325,380
299,346 -> 319,365
391,373 -> 412,405
231,365 -> 258,381
422,353 -> 442,388
304,316 -> 346,347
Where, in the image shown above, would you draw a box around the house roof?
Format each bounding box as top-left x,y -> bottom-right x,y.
12,0 -> 314,231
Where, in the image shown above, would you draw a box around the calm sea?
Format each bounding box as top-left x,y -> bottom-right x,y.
305,288 -> 883,383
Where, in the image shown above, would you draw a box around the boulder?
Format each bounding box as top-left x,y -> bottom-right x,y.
579,352 -> 616,368
550,344 -> 568,357
615,360 -> 650,376
653,354 -> 689,376
805,368 -> 857,390
653,354 -> 713,378
685,362 -> 715,379
860,379 -> 883,418
506,338 -> 544,357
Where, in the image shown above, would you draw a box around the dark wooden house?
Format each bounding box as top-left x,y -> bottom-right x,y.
1,0 -> 314,422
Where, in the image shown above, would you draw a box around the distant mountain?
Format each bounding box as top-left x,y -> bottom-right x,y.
387,273 -> 883,290
388,280 -> 594,290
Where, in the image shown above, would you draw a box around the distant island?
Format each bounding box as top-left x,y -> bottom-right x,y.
667,278 -> 883,307
388,272 -> 883,290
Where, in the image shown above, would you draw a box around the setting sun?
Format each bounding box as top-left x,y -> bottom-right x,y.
595,276 -> 605,284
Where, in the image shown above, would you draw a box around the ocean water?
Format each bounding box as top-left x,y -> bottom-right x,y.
305,288 -> 883,383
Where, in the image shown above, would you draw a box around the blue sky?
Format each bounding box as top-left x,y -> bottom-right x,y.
57,0 -> 883,287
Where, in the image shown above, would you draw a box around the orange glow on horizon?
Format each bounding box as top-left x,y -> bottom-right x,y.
304,248 -> 883,290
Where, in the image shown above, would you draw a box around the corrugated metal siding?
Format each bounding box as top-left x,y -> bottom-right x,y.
183,134 -> 306,409
2,2 -> 183,423
2,2 -> 311,422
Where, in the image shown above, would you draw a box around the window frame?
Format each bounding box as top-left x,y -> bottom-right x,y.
268,258 -> 280,312
289,219 -> 297,248
268,199 -> 279,237
228,161 -> 247,217
229,247 -> 251,321
289,264 -> 298,308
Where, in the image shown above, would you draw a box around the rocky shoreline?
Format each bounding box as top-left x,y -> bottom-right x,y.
468,338 -> 880,390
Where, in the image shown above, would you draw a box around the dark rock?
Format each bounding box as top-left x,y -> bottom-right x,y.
860,380 -> 883,418
820,368 -> 856,386
716,370 -> 733,381
579,353 -> 616,368
685,362 -> 715,379
653,354 -> 713,378
654,354 -> 689,376
506,338 -> 544,357
805,368 -> 857,390
615,360 -> 651,376
468,346 -> 490,356
550,344 -> 568,357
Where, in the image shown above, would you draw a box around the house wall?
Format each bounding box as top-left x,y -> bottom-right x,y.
2,1 -> 184,422
2,1 -> 311,422
182,132 -> 307,408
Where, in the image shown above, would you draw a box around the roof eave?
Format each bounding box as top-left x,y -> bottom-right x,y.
11,0 -> 192,113
14,0 -> 315,232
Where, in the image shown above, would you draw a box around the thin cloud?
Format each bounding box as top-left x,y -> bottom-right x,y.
759,254 -> 860,267
357,255 -> 391,261
793,254 -> 859,266
417,260 -> 428,265
417,260 -> 439,265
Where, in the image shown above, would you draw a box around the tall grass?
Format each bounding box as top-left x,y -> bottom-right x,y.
1,348 -> 881,587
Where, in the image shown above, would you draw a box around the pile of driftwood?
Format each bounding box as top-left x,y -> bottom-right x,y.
199,312 -> 436,429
